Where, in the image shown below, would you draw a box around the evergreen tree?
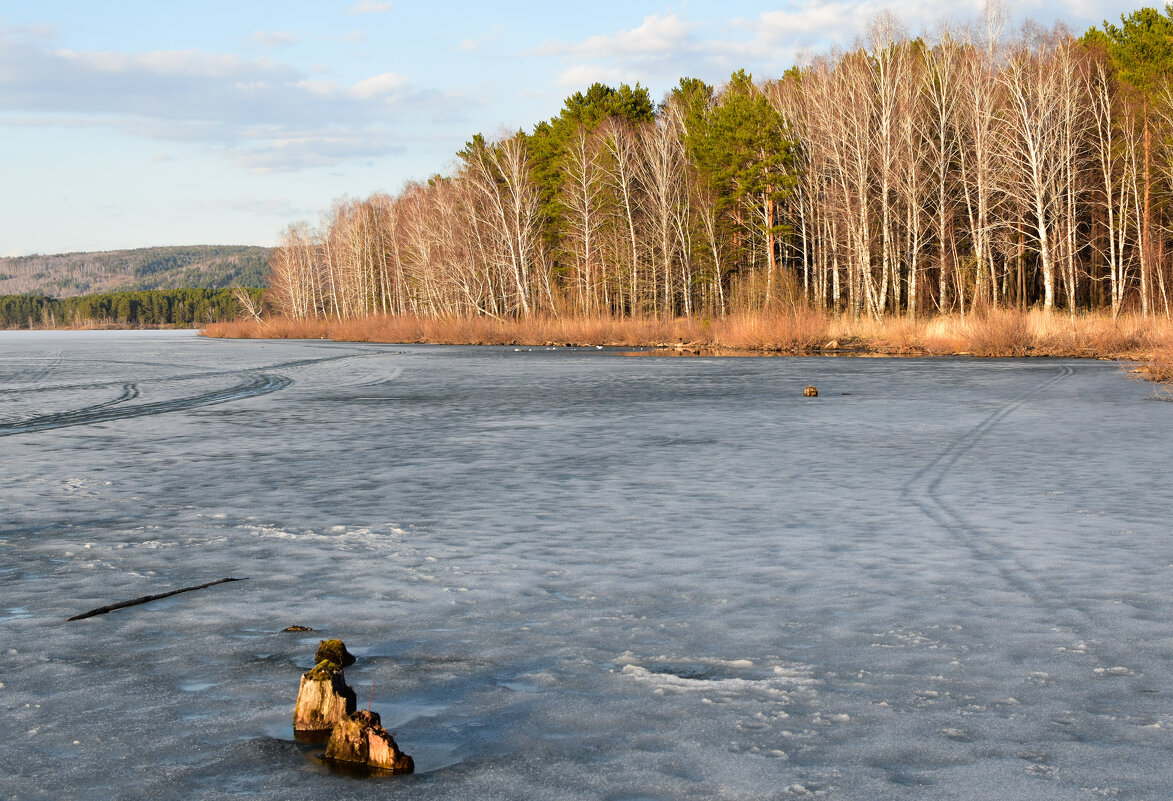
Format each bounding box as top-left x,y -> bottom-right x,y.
1087,5 -> 1173,99
526,83 -> 656,234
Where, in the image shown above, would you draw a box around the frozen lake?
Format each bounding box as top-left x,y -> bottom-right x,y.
1,330 -> 1170,800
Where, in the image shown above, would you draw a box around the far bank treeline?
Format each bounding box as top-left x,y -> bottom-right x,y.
0,288 -> 264,329
269,6 -> 1173,323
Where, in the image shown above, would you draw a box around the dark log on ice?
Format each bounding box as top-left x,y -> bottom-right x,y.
66,577 -> 247,621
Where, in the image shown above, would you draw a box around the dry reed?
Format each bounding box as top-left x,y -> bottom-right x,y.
1137,331 -> 1173,389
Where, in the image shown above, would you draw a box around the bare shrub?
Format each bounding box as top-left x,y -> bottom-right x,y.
1140,334 -> 1173,392
965,310 -> 1034,357
712,309 -> 831,353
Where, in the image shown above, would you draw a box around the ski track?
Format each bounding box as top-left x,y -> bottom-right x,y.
0,383 -> 142,427
0,351 -> 378,397
0,351 -> 64,385
0,374 -> 290,436
902,363 -> 1159,680
0,350 -> 398,437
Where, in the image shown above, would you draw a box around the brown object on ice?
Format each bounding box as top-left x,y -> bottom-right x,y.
293,659 -> 356,733
324,709 -> 415,774
804,385 -> 819,397
283,625 -> 313,632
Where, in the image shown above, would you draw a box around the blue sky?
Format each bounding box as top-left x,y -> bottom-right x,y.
0,0 -> 1142,255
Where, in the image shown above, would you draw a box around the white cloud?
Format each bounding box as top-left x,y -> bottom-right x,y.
538,13 -> 696,59
51,46 -> 287,79
459,26 -> 502,53
535,13 -> 710,91
228,132 -> 403,173
724,0 -> 1033,62
556,64 -> 628,89
534,1 -> 1101,94
249,30 -> 299,48
291,72 -> 408,100
193,196 -> 306,216
745,3 -> 862,39
350,72 -> 408,99
346,1 -> 392,15
0,26 -> 457,172
296,78 -> 341,96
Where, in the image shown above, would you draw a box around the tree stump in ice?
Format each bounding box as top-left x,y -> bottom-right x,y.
315,638 -> 356,667
804,385 -> 818,397
324,709 -> 415,774
293,659 -> 356,734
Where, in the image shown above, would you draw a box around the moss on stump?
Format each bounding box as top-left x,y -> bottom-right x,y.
315,638 -> 356,667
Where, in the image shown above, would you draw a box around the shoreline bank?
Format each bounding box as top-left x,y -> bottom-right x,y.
200,310 -> 1173,387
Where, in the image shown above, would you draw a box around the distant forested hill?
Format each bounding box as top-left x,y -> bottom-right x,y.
0,245 -> 271,297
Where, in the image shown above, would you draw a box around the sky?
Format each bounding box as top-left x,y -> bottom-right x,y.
0,0 -> 1146,256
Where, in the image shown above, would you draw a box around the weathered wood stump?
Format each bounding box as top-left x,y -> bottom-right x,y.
804,385 -> 818,397
324,709 -> 415,774
293,659 -> 356,733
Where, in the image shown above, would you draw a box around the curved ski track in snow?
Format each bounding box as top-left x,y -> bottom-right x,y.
900,364 -> 1163,684
0,352 -> 371,397
903,365 -> 1073,599
0,373 -> 289,436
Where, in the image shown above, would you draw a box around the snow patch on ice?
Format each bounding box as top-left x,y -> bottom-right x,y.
619,656 -> 821,700
615,651 -> 760,672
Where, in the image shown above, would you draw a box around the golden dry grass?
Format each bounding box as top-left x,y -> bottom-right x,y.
202,309 -> 1173,385
708,308 -> 831,353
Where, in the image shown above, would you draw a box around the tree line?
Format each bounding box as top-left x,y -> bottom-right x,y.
267,5 -> 1173,322
0,288 -> 264,329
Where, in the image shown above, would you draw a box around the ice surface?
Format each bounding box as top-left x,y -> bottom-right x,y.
0,330 -> 1170,800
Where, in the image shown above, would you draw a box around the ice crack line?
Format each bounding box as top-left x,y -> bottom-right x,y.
0,373 -> 290,436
